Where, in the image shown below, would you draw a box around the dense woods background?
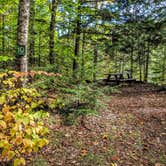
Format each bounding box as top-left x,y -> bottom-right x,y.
0,0 -> 165,84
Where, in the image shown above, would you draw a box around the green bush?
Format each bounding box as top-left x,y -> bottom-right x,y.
56,84 -> 104,125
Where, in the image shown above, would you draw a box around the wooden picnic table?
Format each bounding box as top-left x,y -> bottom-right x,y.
104,72 -> 136,85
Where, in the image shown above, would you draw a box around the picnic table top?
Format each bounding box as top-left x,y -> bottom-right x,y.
104,73 -> 124,75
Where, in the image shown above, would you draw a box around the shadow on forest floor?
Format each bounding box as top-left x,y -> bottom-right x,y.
29,84 -> 166,166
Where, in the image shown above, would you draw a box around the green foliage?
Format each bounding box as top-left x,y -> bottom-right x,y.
33,75 -> 57,90
0,56 -> 13,62
1,0 -> 165,84
32,72 -> 107,126
55,83 -> 104,125
101,86 -> 121,95
0,71 -> 49,166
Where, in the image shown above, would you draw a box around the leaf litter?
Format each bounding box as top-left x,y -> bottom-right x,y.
29,84 -> 166,166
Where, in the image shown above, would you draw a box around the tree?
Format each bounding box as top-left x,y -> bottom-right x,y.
28,0 -> 35,66
16,0 -> 30,72
0,0 -> 165,84
73,0 -> 81,79
49,0 -> 58,64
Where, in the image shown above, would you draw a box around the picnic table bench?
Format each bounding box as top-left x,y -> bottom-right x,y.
103,72 -> 136,85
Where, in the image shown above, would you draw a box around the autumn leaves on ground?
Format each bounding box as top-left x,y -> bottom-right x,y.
33,84 -> 166,166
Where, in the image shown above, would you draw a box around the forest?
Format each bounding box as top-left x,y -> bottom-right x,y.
0,0 -> 166,166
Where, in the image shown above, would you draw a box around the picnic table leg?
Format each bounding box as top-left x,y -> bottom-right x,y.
114,75 -> 119,85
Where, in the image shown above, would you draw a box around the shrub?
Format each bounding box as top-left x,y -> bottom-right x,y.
56,84 -> 104,125
0,71 -> 49,166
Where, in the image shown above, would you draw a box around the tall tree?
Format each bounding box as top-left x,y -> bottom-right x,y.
49,0 -> 58,64
16,0 -> 30,72
73,0 -> 81,79
1,14 -> 6,68
28,0 -> 35,66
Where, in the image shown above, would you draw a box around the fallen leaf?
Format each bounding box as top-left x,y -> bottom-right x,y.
102,134 -> 108,139
93,141 -> 99,145
81,149 -> 87,157
111,156 -> 119,161
155,163 -> 161,166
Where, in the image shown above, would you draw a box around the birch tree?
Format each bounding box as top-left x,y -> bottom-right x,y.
16,0 -> 30,72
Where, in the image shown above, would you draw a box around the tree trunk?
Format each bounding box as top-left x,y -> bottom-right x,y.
1,15 -> 6,69
144,42 -> 150,82
120,54 -> 125,73
81,33 -> 85,80
162,49 -> 166,82
130,47 -> 133,78
2,15 -> 5,56
28,0 -> 35,66
93,44 -> 98,82
73,1 -> 81,79
49,0 -> 58,64
139,55 -> 142,82
38,27 -> 41,67
16,0 -> 30,72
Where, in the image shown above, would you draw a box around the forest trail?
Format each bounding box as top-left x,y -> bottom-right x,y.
34,84 -> 166,166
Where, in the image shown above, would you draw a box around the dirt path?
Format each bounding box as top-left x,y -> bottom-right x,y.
33,84 -> 166,166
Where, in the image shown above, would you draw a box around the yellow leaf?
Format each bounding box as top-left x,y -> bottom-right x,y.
14,157 -> 26,166
0,120 -> 7,129
23,139 -> 32,148
38,138 -> 49,148
0,133 -> 5,139
111,163 -> 117,166
35,126 -> 41,133
27,147 -> 32,153
30,120 -> 36,127
26,97 -> 32,103
8,150 -> 15,160
0,95 -> 6,105
4,111 -> 13,122
81,149 -> 87,157
102,134 -> 108,139
2,105 -> 10,114
16,136 -> 23,145
0,140 -> 8,148
25,128 -> 32,135
0,73 -> 7,78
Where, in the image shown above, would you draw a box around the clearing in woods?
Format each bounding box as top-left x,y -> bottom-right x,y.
32,84 -> 166,166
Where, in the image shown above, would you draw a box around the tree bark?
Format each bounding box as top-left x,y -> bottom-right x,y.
1,15 -> 6,69
38,27 -> 41,67
93,0 -> 98,82
2,15 -> 5,56
93,44 -> 98,82
73,0 -> 81,79
49,0 -> 58,64
28,0 -> 35,66
139,55 -> 142,82
81,33 -> 85,80
16,0 -> 30,72
162,48 -> 166,82
144,42 -> 150,82
130,47 -> 133,78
